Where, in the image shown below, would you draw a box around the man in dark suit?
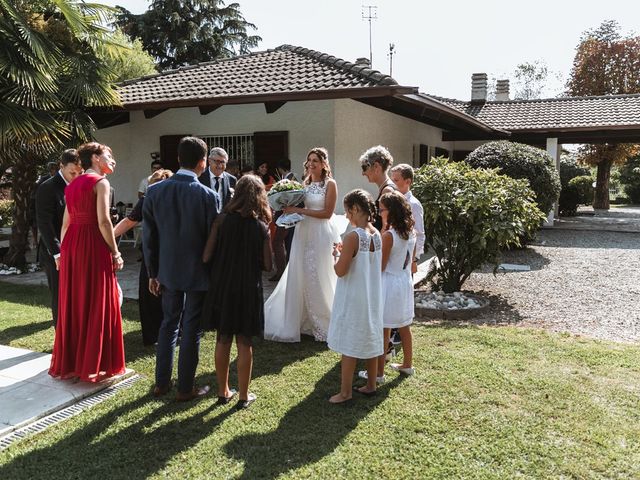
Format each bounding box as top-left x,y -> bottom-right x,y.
35,150 -> 82,328
143,137 -> 219,401
198,147 -> 237,210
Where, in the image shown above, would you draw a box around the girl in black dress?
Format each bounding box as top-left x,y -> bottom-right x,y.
202,175 -> 272,409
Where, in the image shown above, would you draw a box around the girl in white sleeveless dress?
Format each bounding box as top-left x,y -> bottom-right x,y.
264,148 -> 340,342
327,189 -> 383,404
376,192 -> 417,378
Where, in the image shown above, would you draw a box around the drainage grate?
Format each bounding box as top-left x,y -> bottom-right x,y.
0,374 -> 141,451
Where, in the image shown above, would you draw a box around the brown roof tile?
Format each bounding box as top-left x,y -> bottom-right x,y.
117,45 -> 400,107
429,94 -> 640,130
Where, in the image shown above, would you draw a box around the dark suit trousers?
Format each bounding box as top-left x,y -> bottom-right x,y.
156,289 -> 205,394
38,242 -> 58,327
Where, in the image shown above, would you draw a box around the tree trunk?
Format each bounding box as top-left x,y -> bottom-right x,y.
3,156 -> 37,268
593,158 -> 612,210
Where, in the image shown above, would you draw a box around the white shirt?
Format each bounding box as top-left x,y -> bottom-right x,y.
406,190 -> 425,258
58,170 -> 70,186
138,176 -> 149,194
208,168 -> 222,195
176,168 -> 198,179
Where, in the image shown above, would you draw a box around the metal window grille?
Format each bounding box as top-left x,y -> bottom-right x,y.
201,134 -> 254,169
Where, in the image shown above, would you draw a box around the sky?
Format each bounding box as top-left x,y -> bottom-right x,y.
102,0 -> 640,101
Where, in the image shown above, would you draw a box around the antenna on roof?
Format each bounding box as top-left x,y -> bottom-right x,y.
388,43 -> 395,77
361,5 -> 377,67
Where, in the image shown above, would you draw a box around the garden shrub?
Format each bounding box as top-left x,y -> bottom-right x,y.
465,141 -> 561,216
412,158 -> 546,293
569,175 -> 594,205
619,156 -> 640,204
0,199 -> 13,227
558,183 -> 580,216
560,157 -> 590,187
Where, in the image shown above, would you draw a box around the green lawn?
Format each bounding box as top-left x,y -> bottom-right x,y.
1,282 -> 639,479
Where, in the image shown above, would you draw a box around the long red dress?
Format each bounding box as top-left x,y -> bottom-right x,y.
49,173 -> 125,382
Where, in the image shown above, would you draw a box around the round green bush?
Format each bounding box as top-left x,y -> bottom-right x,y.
619,156 -> 640,204
0,199 -> 14,227
568,175 -> 594,205
465,141 -> 561,215
412,158 -> 545,293
560,157 -> 590,187
558,184 -> 579,216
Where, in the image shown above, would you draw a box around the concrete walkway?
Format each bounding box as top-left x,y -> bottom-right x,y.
552,205 -> 640,233
0,344 -> 133,440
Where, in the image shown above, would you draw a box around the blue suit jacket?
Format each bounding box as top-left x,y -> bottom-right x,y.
142,173 -> 219,292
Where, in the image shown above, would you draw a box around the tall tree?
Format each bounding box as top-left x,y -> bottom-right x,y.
566,20 -> 640,209
512,61 -> 548,100
102,29 -> 157,83
0,0 -> 123,267
116,0 -> 261,70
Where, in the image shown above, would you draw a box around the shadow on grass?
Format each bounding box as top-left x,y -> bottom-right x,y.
0,385 -> 236,479
224,363 -> 404,480
0,281 -> 50,309
0,320 -> 52,345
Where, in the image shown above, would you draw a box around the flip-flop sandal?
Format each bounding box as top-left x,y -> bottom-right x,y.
235,392 -> 257,410
353,386 -> 376,397
216,388 -> 237,405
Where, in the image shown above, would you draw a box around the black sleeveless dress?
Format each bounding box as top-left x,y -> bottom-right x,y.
202,213 -> 268,337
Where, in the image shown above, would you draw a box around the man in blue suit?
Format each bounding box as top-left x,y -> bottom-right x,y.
143,137 -> 219,401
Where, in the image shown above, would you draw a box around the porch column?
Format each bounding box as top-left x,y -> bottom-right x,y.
545,137 -> 561,225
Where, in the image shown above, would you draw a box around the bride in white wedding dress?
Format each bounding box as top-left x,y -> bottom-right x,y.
264,147 -> 341,342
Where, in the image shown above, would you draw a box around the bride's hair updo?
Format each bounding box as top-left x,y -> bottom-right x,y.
343,189 -> 376,223
303,147 -> 332,185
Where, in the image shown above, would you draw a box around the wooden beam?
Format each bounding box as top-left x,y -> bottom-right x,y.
143,109 -> 167,119
264,101 -> 287,114
199,105 -> 221,115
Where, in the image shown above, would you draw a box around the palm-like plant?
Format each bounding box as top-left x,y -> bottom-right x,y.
0,0 -> 123,267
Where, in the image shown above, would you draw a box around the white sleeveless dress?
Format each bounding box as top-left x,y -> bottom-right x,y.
382,228 -> 417,328
264,181 -> 341,342
327,228 -> 384,359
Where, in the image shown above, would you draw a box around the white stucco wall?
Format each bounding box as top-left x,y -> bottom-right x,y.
95,98 -> 452,212
333,99 -> 452,207
95,100 -> 335,206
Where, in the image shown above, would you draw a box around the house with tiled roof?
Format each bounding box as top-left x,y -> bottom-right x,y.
95,45 -> 640,212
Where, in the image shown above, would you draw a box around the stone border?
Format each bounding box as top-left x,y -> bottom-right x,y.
414,292 -> 490,321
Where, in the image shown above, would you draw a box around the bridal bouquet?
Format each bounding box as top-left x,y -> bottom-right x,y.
267,179 -> 305,228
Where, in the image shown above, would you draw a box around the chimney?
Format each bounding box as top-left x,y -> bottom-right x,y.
495,79 -> 510,101
355,57 -> 371,67
471,73 -> 488,103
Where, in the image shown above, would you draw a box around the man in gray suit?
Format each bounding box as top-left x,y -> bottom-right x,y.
198,147 -> 237,210
143,137 -> 219,401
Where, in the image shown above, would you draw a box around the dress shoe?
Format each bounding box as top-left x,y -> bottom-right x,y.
176,385 -> 210,402
153,380 -> 173,397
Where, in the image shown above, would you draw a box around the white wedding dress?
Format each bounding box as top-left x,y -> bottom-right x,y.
264,181 -> 343,342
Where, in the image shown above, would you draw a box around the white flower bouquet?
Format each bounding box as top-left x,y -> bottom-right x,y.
267,179 -> 305,228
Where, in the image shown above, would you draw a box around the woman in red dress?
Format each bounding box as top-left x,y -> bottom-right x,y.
49,142 -> 126,382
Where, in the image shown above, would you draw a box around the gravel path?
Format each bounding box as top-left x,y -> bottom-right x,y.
457,229 -> 640,343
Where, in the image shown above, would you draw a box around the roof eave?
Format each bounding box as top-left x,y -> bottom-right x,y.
116,85 -> 418,112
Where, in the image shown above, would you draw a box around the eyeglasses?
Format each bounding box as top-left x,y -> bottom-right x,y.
211,159 -> 227,166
